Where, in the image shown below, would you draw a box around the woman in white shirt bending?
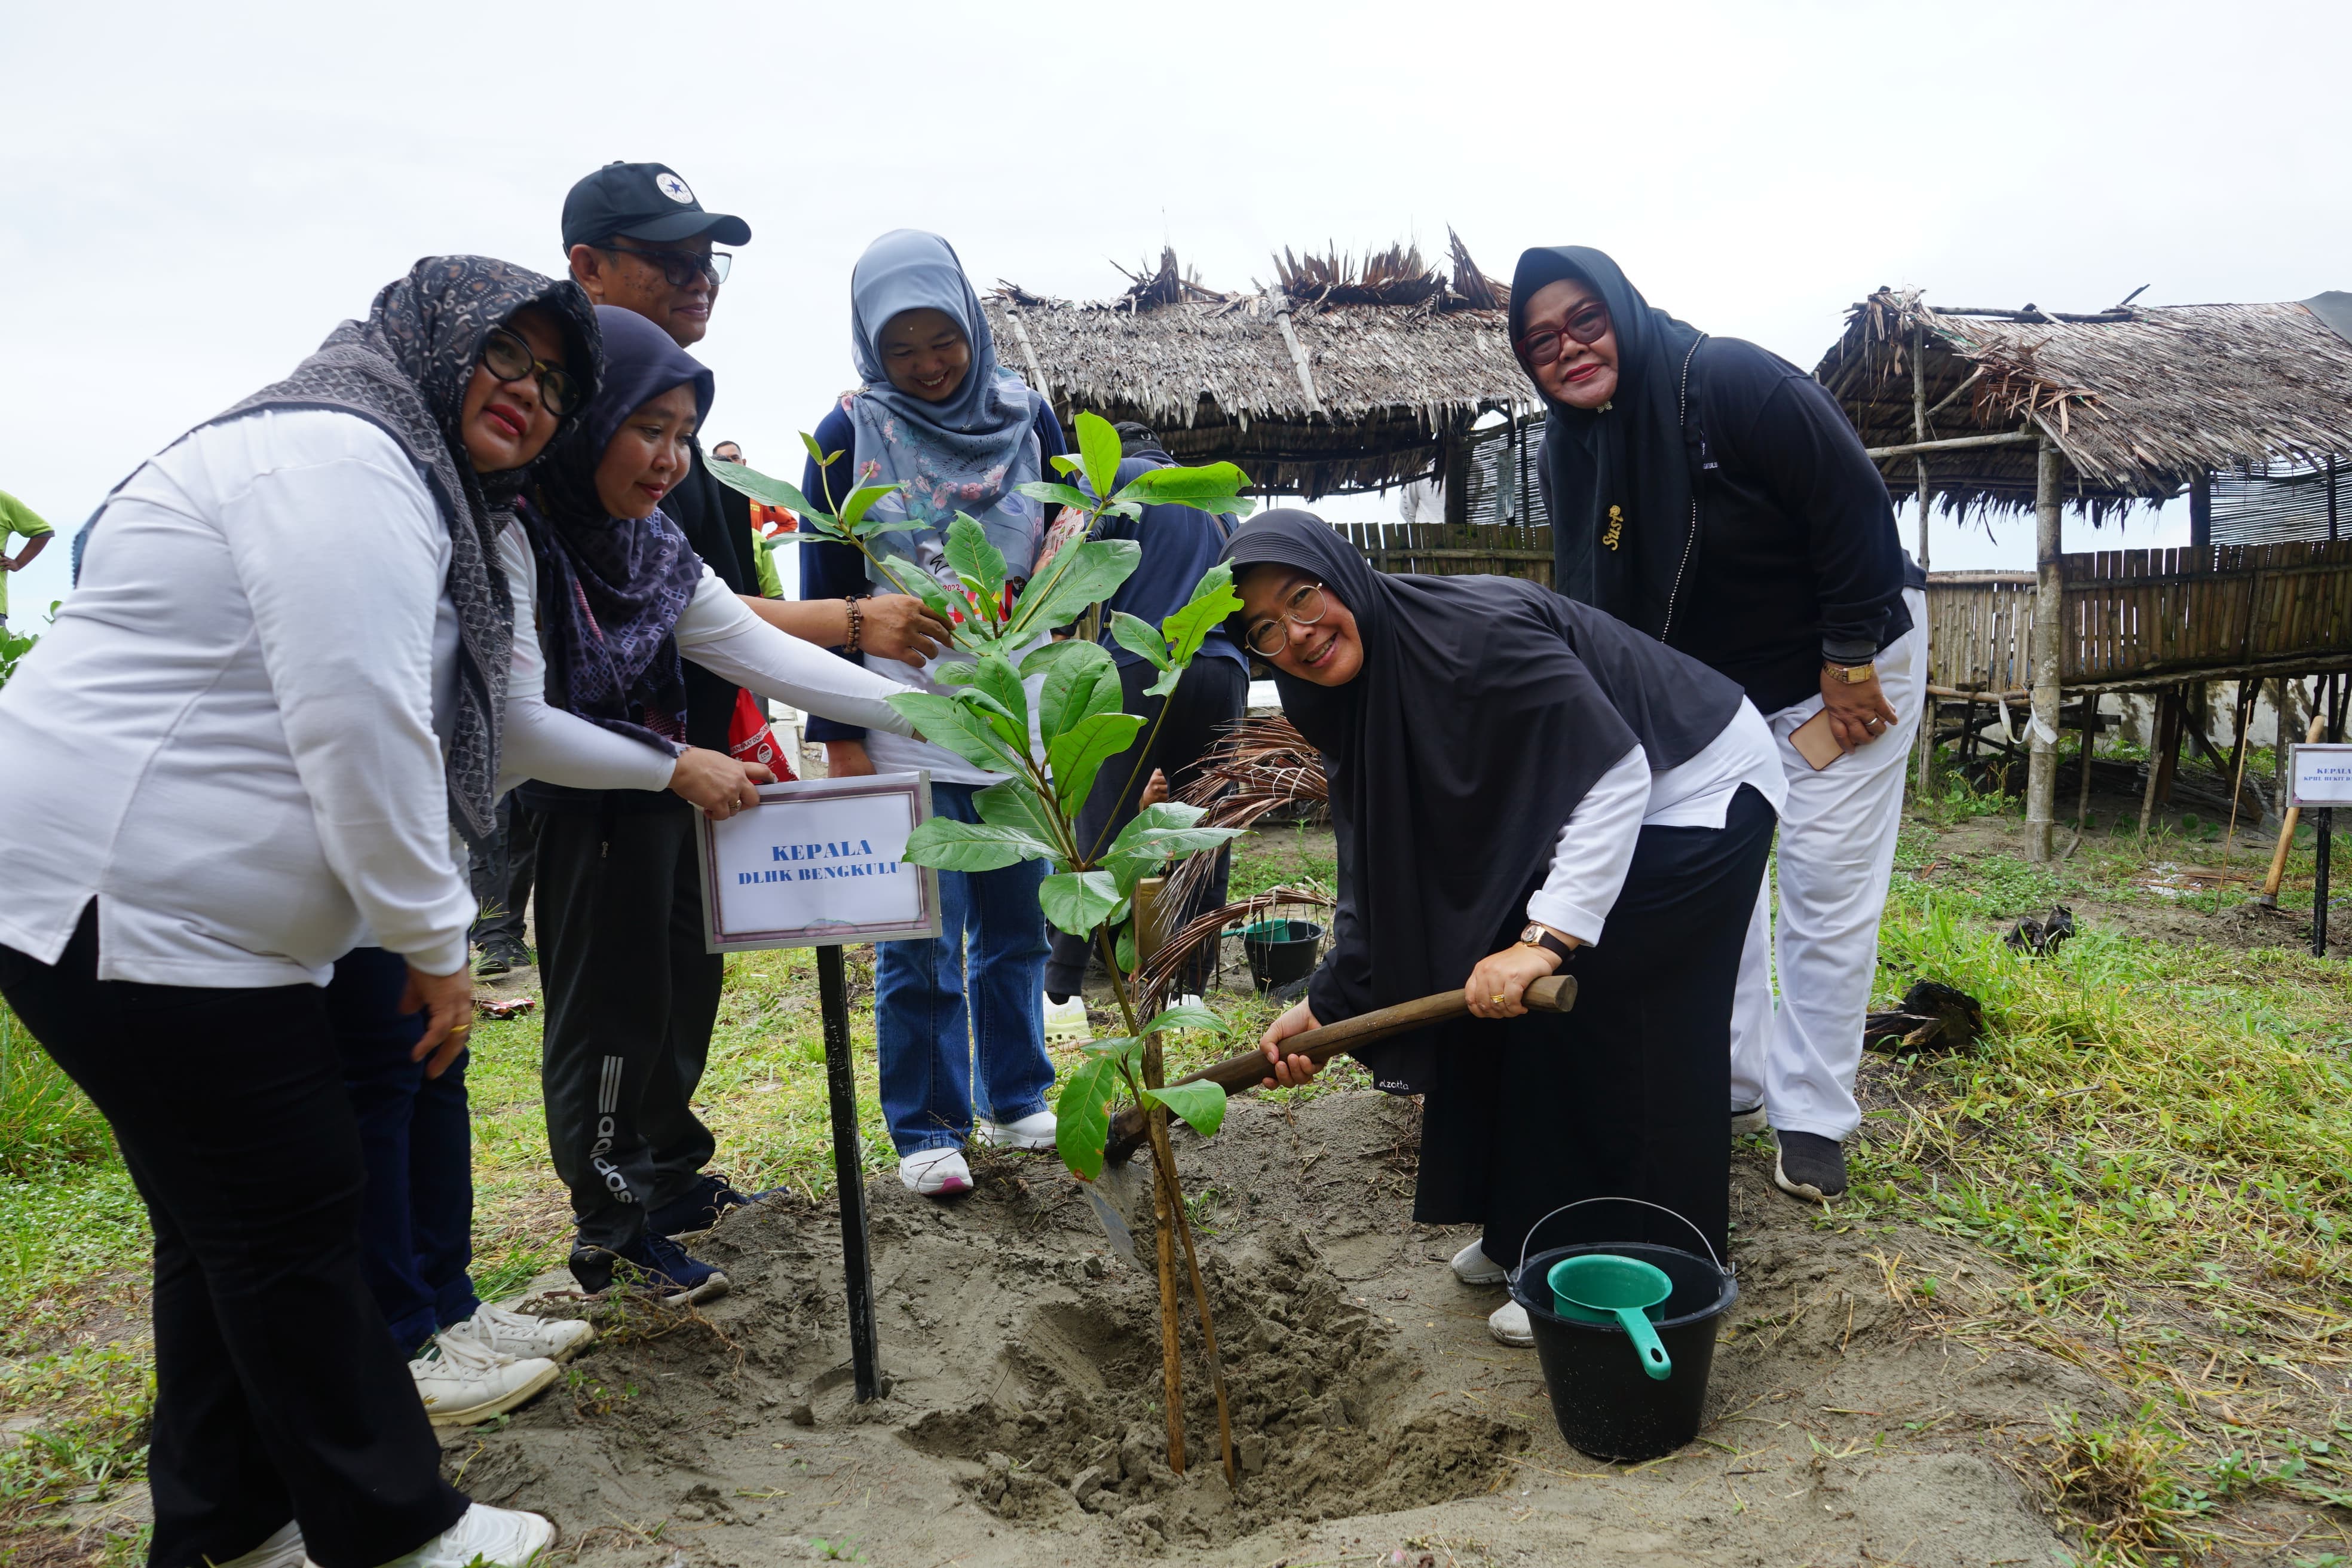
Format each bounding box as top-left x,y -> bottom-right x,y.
0,258 -> 652,1568
1231,510 -> 1784,1350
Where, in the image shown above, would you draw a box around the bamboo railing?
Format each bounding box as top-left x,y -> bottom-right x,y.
1327,519 -> 1552,586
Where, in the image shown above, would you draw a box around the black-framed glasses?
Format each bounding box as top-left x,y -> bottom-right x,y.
479,326 -> 580,416
604,243 -> 731,287
1515,300 -> 1612,368
1244,581 -> 1328,657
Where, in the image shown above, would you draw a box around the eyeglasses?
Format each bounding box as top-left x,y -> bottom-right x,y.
479,326 -> 580,416
1244,581 -> 1329,657
604,243 -> 731,287
1514,300 -> 1612,368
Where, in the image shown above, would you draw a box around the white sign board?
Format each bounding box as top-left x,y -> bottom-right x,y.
695,771 -> 941,951
2289,744 -> 2352,810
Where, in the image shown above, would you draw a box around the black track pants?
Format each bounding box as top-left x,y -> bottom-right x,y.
533,795 -> 722,1251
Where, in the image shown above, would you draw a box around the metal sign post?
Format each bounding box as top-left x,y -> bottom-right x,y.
816,944 -> 880,1400
2288,742 -> 2352,960
695,771 -> 940,1402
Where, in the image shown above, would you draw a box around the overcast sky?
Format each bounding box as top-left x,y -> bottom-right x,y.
5,0 -> 2347,620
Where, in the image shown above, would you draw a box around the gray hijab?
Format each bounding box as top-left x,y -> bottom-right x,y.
843,229 -> 1045,590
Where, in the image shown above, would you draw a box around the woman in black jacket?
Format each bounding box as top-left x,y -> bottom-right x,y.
1510,246 -> 1928,1206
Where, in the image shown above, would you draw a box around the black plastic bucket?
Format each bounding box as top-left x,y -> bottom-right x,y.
1508,1200 -> 1739,1463
1240,918 -> 1322,992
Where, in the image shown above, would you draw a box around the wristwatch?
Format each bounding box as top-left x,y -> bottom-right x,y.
1824,660 -> 1878,684
1518,923 -> 1575,965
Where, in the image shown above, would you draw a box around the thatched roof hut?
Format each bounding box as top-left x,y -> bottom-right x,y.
1817,287 -> 2352,523
983,235 -> 1532,501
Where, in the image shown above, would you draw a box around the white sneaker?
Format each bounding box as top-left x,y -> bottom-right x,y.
1172,994 -> 1205,1011
977,1109 -> 1057,1150
898,1148 -> 973,1196
411,1333 -> 561,1428
1488,1300 -> 1535,1348
376,1503 -> 555,1568
442,1303 -> 595,1364
1450,1239 -> 1507,1285
215,1519 -> 304,1568
1042,994 -> 1089,1046
1731,1102 -> 1768,1137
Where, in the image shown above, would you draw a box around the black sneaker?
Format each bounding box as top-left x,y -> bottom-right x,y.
1774,1130 -> 1848,1203
568,1233 -> 729,1303
474,944 -> 511,978
645,1172 -> 771,1238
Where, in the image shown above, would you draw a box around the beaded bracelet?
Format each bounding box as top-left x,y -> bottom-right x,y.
844,595 -> 866,654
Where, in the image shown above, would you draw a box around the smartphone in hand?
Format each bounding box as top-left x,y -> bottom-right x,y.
1790,708 -> 1845,771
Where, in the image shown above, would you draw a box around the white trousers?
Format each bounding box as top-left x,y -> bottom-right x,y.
1729,589 -> 1927,1142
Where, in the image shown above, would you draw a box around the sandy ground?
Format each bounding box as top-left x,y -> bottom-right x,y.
442,1091 -> 2100,1567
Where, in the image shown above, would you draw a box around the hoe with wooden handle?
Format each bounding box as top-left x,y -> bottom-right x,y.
1077,975 -> 1578,1257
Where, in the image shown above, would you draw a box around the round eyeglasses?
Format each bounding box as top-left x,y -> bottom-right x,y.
1514,299 -> 1612,368
1244,581 -> 1328,657
479,326 -> 579,416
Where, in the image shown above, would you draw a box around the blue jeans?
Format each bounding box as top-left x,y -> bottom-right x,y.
875,782 -> 1054,1155
326,947 -> 480,1355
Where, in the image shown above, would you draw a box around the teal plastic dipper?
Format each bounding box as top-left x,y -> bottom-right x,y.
1546,1254 -> 1675,1380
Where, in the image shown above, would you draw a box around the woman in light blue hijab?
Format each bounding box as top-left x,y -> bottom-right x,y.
840,229 -> 1048,592
797,229 -> 1071,1199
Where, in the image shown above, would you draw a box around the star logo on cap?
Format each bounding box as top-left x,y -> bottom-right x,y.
656,172 -> 695,204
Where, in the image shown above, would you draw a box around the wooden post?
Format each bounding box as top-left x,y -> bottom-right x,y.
2137,692 -> 2166,839
1913,327 -> 1933,571
2025,439 -> 2065,861
817,945 -> 882,1402
2189,472 -> 2212,550
2076,693 -> 2098,827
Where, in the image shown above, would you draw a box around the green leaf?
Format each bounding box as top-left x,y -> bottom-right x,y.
708,460 -> 821,519
1103,804 -> 1244,892
1142,1080 -> 1229,1140
1116,923 -> 1137,973
966,652 -> 1030,745
1074,410 -> 1124,502
1049,453 -> 1082,478
1107,611 -> 1174,671
902,817 -> 1058,872
1048,712 -> 1146,817
1039,869 -> 1122,937
1143,664 -> 1184,699
1037,640 -> 1121,749
972,779 -> 1068,859
1114,461 -> 1253,506
1020,638 -> 1100,679
840,483 -> 901,527
1015,480 -> 1101,513
932,659 -> 979,685
1054,1055 -> 1120,1181
959,686 -> 1027,751
945,513 -> 1009,605
1160,565 -> 1243,667
886,691 -> 1025,773
1002,538 -> 1140,644
875,559 -> 962,626
1141,1003 -> 1224,1037
799,431 -> 828,466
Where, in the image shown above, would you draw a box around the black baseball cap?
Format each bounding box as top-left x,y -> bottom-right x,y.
561,161 -> 752,250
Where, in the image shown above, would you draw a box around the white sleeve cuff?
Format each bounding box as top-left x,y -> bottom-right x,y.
1523,894 -> 1609,949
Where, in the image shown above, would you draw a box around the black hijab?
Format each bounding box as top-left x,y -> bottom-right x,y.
78,256 -> 600,843
519,305 -> 713,753
1511,246 -> 1708,643
1222,510 -> 1742,1094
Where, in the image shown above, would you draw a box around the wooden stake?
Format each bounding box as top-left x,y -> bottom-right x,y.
1143,1034 -> 1185,1475
2025,438 -> 2065,862
1145,1113 -> 1236,1485
2259,713 -> 2330,904
2137,690 -> 2168,840
2076,693 -> 2098,828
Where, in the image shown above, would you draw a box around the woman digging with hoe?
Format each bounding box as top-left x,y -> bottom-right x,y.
1237,511 -> 1784,1346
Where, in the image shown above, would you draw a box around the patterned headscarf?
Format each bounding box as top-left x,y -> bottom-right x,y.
843,229 -> 1045,589
204,256 -> 600,841
519,305 -> 710,754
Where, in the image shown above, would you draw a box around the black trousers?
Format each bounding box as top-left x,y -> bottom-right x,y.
1045,655 -> 1248,996
466,795 -> 539,947
0,908 -> 466,1568
1418,784 -> 1779,1272
533,794 -> 721,1250
326,947 -> 478,1355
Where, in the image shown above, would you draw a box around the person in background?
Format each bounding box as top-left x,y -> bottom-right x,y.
1509,244 -> 1924,1205
463,798 -> 538,975
0,256 -> 595,1568
800,229 -> 1068,1198
1042,421 -> 1246,1007
556,164 -> 949,1238
1,488 -> 54,629
709,440 -> 797,599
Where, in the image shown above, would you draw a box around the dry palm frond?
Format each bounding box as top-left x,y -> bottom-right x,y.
1113,246 -> 1227,311
1160,716 -> 1331,918
1134,886 -> 1337,1011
